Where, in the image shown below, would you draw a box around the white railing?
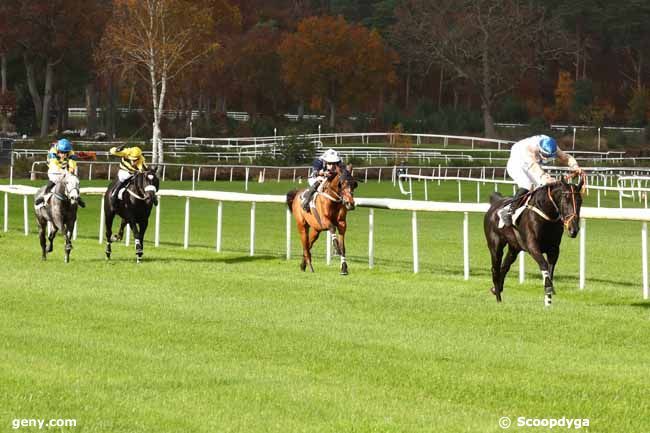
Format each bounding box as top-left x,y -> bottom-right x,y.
2,184 -> 650,299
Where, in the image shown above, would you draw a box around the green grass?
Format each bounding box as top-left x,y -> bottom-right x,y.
1,179 -> 649,432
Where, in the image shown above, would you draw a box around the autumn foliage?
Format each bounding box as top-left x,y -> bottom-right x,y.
278,15 -> 396,127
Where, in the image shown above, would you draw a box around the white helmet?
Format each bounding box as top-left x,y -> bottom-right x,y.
321,148 -> 341,163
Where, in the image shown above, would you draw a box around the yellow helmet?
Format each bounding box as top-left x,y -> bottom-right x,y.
129,147 -> 143,159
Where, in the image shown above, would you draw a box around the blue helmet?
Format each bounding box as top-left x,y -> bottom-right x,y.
539,136 -> 557,158
57,139 -> 72,153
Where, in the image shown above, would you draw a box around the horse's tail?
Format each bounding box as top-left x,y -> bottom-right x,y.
286,189 -> 299,213
489,191 -> 504,206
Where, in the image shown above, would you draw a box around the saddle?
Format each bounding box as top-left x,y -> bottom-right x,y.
300,190 -> 319,210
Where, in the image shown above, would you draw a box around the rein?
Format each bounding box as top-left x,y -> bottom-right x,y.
526,185 -> 578,226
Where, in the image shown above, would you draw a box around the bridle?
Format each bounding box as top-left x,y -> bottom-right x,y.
546,184 -> 579,229
126,172 -> 157,201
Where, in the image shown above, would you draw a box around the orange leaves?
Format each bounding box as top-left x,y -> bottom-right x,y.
278,15 -> 397,118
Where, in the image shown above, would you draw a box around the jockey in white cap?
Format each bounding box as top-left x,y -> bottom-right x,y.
302,148 -> 342,212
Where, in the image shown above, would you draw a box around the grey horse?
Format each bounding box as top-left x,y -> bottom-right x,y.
34,173 -> 81,262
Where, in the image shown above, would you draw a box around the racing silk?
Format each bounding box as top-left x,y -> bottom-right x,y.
47,145 -> 77,173
508,135 -> 579,186
310,158 -> 326,178
110,147 -> 147,173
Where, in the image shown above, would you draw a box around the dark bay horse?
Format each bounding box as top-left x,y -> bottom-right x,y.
286,164 -> 358,275
34,172 -> 81,262
484,176 -> 584,306
104,168 -> 159,263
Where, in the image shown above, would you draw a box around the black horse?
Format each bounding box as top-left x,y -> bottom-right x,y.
104,168 -> 159,263
34,172 -> 81,262
484,176 -> 584,306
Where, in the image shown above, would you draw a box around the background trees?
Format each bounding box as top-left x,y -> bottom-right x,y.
0,0 -> 648,140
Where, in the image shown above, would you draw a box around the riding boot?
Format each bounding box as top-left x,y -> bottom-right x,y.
35,180 -> 56,205
77,197 -> 86,208
152,195 -> 158,206
498,188 -> 529,228
111,179 -> 126,208
302,182 -> 320,212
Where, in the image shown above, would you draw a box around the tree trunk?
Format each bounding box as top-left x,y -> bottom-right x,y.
86,83 -> 97,135
327,98 -> 336,129
438,67 -> 444,110
24,54 -> 43,126
107,74 -> 117,139
40,60 -> 55,137
405,61 -> 411,110
482,102 -> 496,138
1,53 -> 6,94
298,100 -> 304,121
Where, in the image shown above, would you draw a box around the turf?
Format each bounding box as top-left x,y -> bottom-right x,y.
0,178 -> 649,433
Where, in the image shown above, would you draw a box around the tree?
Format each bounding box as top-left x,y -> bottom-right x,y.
101,0 -> 230,164
391,0 -> 569,137
279,15 -> 396,128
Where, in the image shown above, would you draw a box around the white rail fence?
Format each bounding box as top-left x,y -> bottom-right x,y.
2,185 -> 650,299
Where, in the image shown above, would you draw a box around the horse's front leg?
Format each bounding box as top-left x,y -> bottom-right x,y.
105,209 -> 115,260
63,225 -> 73,263
298,224 -> 310,272
128,220 -> 141,263
337,219 -> 348,275
135,220 -> 148,263
488,240 -> 505,302
528,245 -> 554,306
546,247 -> 560,281
47,226 -> 58,253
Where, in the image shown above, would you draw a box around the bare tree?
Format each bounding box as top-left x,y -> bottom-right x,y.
102,0 -> 219,164
393,0 -> 569,137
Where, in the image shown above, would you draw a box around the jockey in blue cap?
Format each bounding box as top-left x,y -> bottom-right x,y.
34,138 -> 85,207
498,135 -> 582,227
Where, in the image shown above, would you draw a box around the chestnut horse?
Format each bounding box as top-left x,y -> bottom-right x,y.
286,164 -> 358,275
484,175 -> 584,306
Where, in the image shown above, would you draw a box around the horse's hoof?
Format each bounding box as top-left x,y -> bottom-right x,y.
544,295 -> 552,307
110,235 -> 121,242
41,256 -> 46,261
340,270 -> 348,276
300,262 -> 306,272
47,246 -> 53,253
490,287 -> 496,295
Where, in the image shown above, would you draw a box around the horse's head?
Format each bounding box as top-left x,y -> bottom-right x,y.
62,172 -> 80,204
139,167 -> 160,203
338,164 -> 358,210
553,176 -> 584,238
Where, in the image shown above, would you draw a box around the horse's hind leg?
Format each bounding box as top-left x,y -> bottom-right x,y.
111,219 -> 127,242
63,225 -> 73,263
105,210 -> 115,259
307,229 -> 321,272
336,220 -> 348,276
497,246 -> 520,300
298,225 -> 310,272
38,221 -> 47,260
489,241 -> 505,302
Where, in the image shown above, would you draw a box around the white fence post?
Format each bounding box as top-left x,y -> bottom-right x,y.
216,201 -> 223,252
286,208 -> 291,259
154,197 -> 161,247
99,196 -> 105,243
183,197 -> 190,249
463,212 -> 469,280
519,251 -> 525,283
3,192 -> 7,232
23,195 -> 28,235
326,231 -> 332,265
368,209 -> 374,269
250,202 -> 255,256
580,218 -> 586,289
412,211 -> 419,274
73,220 -> 78,240
125,224 -> 131,246
643,222 -> 648,299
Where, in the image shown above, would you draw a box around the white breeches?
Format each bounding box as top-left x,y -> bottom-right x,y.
117,170 -> 132,182
308,176 -> 327,187
507,160 -> 537,191
48,171 -> 66,183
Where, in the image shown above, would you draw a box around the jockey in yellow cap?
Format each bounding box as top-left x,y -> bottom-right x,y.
109,145 -> 155,206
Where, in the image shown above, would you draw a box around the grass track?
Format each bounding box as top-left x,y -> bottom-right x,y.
1,179 -> 649,432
